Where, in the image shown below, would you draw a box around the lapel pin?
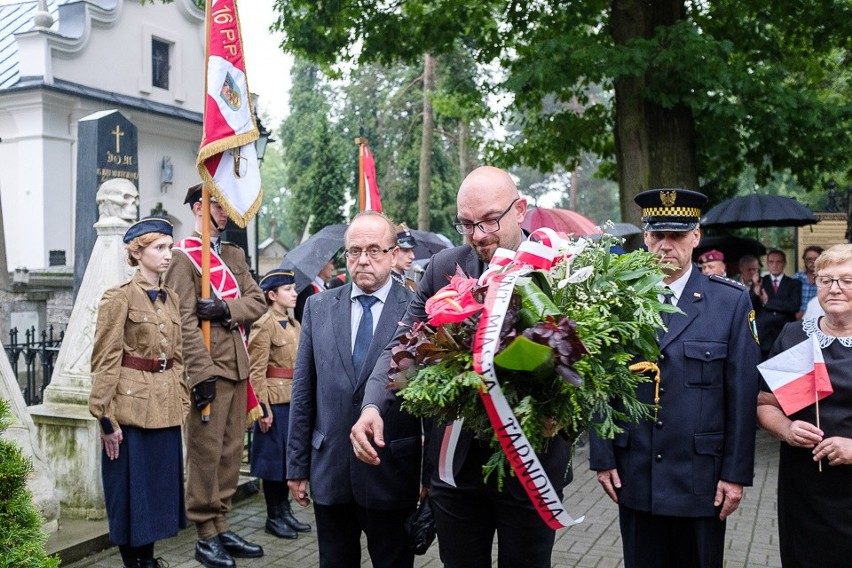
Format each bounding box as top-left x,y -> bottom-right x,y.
693,292 -> 702,298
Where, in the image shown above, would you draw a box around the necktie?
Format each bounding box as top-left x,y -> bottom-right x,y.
212,240 -> 221,255
661,287 -> 674,326
773,278 -> 779,294
146,289 -> 166,303
278,320 -> 288,329
352,295 -> 379,377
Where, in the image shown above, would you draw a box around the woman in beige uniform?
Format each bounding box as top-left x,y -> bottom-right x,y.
249,269 -> 312,539
88,217 -> 190,568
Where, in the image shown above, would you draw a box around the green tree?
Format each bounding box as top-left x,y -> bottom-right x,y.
279,59 -> 347,235
258,142 -> 299,248
0,400 -> 59,568
272,1 -> 851,227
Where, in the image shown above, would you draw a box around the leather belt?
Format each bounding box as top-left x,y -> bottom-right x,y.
121,354 -> 173,373
266,367 -> 294,378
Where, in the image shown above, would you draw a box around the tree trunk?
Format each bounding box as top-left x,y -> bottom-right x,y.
611,0 -> 700,228
417,53 -> 436,231
458,120 -> 470,181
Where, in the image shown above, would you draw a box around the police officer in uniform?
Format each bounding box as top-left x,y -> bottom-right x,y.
589,189 -> 761,568
391,223 -> 418,291
89,217 -> 189,568
248,269 -> 312,540
164,185 -> 266,568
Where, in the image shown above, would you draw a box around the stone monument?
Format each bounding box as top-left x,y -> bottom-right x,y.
0,347 -> 60,532
73,110 -> 138,300
29,178 -> 137,519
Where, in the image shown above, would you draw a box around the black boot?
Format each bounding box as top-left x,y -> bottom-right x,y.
281,499 -> 312,533
218,530 -> 264,558
194,536 -> 235,568
265,504 -> 298,539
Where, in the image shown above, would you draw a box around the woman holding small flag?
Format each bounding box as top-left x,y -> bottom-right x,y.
758,243 -> 852,567
248,269 -> 312,540
89,217 -> 189,568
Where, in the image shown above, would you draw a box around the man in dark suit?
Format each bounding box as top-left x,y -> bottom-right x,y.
589,189 -> 761,568
755,249 -> 802,358
351,166 -> 573,568
287,211 -> 421,568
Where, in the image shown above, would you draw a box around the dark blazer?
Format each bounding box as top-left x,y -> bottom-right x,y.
589,269 -> 761,517
287,282 -> 421,509
364,245 -> 573,496
756,274 -> 802,354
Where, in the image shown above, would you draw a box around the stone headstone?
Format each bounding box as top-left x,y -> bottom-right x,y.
73,110 -> 138,299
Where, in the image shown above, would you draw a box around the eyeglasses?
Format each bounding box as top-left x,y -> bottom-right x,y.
814,276 -> 852,290
344,246 -> 396,260
804,256 -> 820,262
454,198 -> 519,235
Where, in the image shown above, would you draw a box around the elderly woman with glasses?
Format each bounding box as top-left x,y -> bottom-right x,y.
758,243 -> 852,567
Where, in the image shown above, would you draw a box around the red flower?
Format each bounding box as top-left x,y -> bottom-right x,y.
425,275 -> 483,326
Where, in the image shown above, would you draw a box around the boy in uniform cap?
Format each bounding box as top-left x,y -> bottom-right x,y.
590,188 -> 760,568
698,249 -> 726,276
248,269 -> 312,541
165,184 -> 266,568
392,223 -> 418,291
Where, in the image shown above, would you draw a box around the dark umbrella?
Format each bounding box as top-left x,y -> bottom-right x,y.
693,235 -> 767,266
701,195 -> 818,229
409,229 -> 453,259
280,224 -> 346,293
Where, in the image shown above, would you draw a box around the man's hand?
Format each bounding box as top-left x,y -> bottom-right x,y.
714,480 -> 743,520
191,377 -> 217,409
196,297 -> 230,321
813,436 -> 852,466
350,407 -> 384,466
288,479 -> 310,507
595,468 -> 621,503
784,419 -> 823,448
101,429 -> 124,461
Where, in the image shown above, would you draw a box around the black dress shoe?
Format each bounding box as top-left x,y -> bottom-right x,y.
194,536 -> 235,568
218,530 -> 264,558
282,500 -> 312,533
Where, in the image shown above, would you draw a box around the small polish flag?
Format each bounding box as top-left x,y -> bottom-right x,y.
758,333 -> 833,416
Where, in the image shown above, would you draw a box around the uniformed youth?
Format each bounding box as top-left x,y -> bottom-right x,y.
164,184 -> 266,568
391,223 -> 418,291
89,217 -> 189,568
248,269 -> 312,540
589,189 -> 761,568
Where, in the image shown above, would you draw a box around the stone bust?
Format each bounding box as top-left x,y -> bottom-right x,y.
96,178 -> 138,222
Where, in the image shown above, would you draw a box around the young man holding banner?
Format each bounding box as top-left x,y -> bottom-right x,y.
351,167 -> 574,567
589,189 -> 761,568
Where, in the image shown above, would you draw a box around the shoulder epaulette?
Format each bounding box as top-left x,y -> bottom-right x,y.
709,274 -> 747,289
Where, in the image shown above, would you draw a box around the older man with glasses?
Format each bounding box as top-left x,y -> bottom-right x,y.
352,166 -> 574,568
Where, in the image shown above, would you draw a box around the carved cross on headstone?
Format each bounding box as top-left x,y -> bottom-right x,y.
111,125 -> 123,153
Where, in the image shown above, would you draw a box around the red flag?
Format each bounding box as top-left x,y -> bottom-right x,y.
361,145 -> 382,212
758,333 -> 832,415
197,0 -> 262,228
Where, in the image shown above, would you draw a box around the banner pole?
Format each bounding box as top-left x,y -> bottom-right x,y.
355,136 -> 367,212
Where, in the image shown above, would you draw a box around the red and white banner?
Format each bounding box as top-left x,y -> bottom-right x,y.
361,145 -> 382,212
197,0 -> 262,228
758,333 -> 833,416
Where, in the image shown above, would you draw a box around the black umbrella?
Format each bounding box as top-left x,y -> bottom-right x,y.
701,194 -> 818,229
409,229 -> 453,259
693,235 -> 767,266
280,224 -> 347,293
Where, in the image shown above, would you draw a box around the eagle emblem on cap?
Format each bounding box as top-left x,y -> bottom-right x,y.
660,191 -> 677,207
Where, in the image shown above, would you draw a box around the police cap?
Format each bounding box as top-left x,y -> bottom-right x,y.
634,188 -> 708,232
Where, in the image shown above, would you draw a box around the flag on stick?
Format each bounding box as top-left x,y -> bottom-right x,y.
197,0 -> 262,228
758,333 -> 833,416
356,137 -> 382,212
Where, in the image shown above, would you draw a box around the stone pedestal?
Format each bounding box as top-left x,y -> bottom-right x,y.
0,348 -> 60,532
30,189 -> 136,519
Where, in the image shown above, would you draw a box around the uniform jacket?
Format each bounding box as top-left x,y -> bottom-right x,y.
756,274 -> 802,354
164,238 -> 265,387
89,271 -> 189,431
287,282 -> 422,509
364,244 -> 574,495
589,269 -> 761,517
247,308 -> 299,407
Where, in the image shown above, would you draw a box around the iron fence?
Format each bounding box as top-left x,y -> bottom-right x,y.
4,326 -> 64,405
